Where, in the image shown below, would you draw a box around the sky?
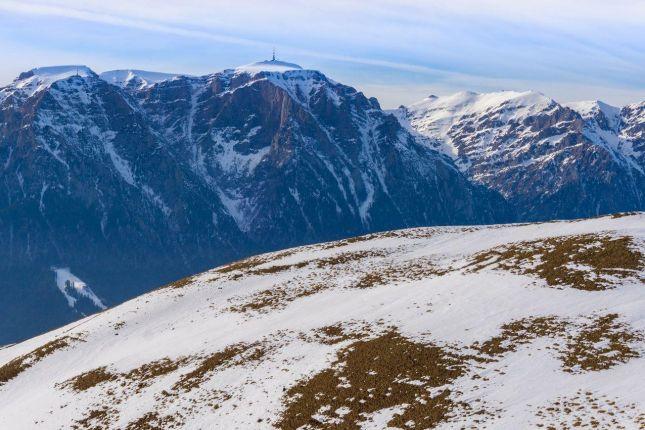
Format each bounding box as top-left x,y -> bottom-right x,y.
0,0 -> 644,108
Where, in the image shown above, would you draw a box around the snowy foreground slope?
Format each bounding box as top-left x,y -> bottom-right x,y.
1,214 -> 644,429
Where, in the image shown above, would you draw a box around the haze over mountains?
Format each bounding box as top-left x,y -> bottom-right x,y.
0,61 -> 643,344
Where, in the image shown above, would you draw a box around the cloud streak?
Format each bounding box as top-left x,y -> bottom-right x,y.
0,0 -> 643,106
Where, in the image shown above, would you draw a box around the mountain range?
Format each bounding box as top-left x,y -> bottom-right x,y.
0,61 -> 642,343
394,90 -> 644,221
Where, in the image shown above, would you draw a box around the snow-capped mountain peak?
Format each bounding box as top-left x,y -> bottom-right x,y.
410,90 -> 554,119
404,90 -> 557,142
3,65 -> 96,100
17,65 -> 95,82
565,100 -> 622,131
99,69 -> 183,90
397,89 -> 644,221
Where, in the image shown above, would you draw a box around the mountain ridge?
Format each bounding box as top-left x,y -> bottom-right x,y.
395,90 -> 644,220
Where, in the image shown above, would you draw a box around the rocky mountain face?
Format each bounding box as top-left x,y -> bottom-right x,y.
395,91 -> 645,221
1,214 -> 643,429
0,63 -> 507,344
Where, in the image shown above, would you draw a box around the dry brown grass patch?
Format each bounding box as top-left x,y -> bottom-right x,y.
216,256 -> 268,274
321,234 -> 375,249
611,211 -> 639,219
314,250 -> 388,268
320,230 -> 425,250
61,366 -> 117,392
124,357 -> 191,392
60,356 -> 189,394
475,316 -> 565,357
350,258 -> 449,290
278,331 -> 469,429
469,234 -> 644,291
229,282 -> 327,313
302,323 -> 369,345
0,335 -> 80,385
173,343 -> 265,392
216,249 -> 303,278
473,314 -> 642,373
125,411 -> 182,430
249,261 -> 310,275
112,321 -> 126,331
561,314 -> 642,373
534,390 -> 644,429
73,406 -> 116,429
161,275 -> 194,290
353,272 -> 386,289
218,257 -> 310,280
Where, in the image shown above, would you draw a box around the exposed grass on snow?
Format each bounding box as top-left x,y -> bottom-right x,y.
73,406 -> 116,429
161,275 -> 195,290
473,314 -> 642,373
173,343 -> 265,392
0,335 -> 81,385
469,234 -> 644,291
299,323 -> 371,346
61,366 -> 117,392
125,411 -> 182,430
534,389 -> 644,429
475,316 -> 565,357
278,330 -> 470,430
562,314 -> 642,373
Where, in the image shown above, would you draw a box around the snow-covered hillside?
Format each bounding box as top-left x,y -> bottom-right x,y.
1,213 -> 643,429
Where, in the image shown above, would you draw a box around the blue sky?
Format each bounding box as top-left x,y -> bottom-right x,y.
1,0 -> 644,107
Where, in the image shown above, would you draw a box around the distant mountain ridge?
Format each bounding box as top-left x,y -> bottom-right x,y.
0,62 -> 508,344
98,69 -> 184,90
394,90 -> 644,220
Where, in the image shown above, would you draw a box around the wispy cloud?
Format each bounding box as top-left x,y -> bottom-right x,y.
0,0 -> 643,106
0,1 -> 268,47
0,1 -> 484,78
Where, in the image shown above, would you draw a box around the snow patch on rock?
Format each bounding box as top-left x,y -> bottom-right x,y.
52,267 -> 106,310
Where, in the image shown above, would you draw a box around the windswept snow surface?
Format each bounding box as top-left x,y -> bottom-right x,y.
2,214 -> 644,429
